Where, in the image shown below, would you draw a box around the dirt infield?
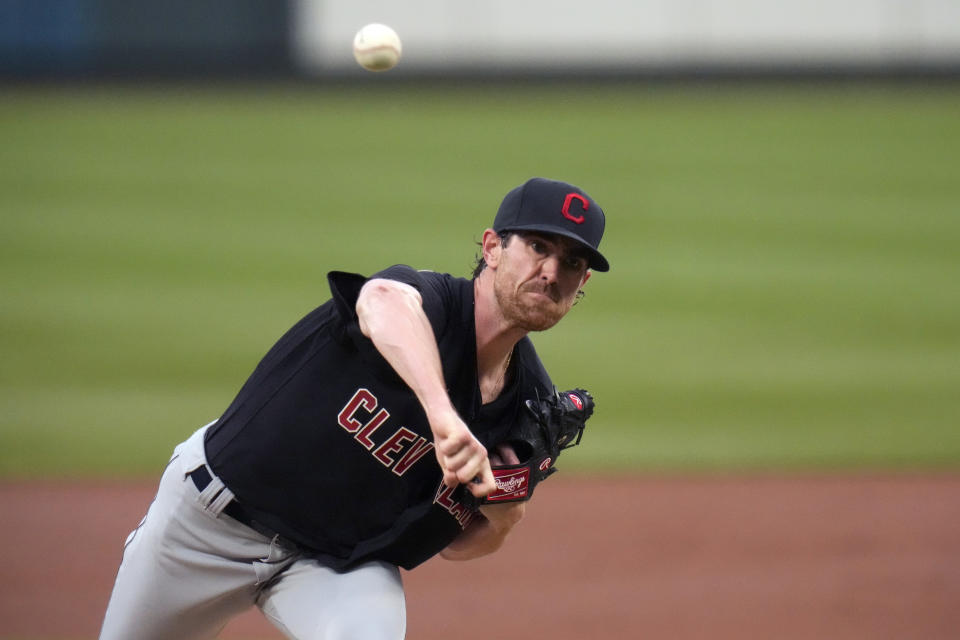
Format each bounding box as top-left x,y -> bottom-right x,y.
2,474 -> 958,640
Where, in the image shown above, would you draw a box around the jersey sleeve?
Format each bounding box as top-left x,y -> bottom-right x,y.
369,265 -> 454,338
327,265 -> 452,338
325,266 -> 457,384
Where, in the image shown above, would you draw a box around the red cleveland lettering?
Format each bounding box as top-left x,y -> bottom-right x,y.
337,388 -> 377,433
393,436 -> 433,476
336,388 -> 435,477
373,427 -> 417,467
435,483 -> 456,509
433,482 -> 476,529
355,408 -> 389,450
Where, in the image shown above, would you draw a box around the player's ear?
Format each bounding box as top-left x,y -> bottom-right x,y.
481,229 -> 503,268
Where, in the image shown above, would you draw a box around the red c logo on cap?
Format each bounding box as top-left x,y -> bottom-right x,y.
561,193 -> 588,224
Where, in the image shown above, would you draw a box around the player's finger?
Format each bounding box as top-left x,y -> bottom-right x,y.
435,450 -> 461,488
443,469 -> 460,488
453,443 -> 490,481
439,453 -> 486,491
465,460 -> 495,498
495,443 -> 520,465
442,439 -> 487,473
435,429 -> 478,457
461,458 -> 497,498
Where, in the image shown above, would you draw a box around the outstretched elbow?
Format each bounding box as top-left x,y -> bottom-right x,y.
356,278 -> 423,338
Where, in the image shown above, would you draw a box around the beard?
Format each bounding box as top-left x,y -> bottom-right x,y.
494,278 -> 571,332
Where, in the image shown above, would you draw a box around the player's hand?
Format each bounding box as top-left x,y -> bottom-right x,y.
430,409 -> 495,498
489,442 -> 520,466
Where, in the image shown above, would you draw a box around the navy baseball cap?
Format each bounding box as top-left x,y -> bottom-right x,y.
493,177 -> 609,272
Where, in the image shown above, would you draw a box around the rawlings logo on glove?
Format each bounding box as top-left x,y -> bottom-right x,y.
463,388 -> 595,507
487,468 -> 530,501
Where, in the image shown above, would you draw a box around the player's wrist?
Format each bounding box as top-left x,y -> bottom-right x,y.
479,501 -> 526,532
422,397 -> 460,432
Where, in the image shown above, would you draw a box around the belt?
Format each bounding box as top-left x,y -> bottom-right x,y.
188,465 -> 285,544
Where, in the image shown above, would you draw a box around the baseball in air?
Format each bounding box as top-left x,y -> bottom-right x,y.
353,23 -> 402,72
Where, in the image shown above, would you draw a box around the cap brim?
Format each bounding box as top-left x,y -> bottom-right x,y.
499,224 -> 609,272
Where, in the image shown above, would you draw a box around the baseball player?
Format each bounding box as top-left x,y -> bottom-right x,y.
98,177 -> 610,640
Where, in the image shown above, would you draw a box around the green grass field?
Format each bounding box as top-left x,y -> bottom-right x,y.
1,82 -> 958,478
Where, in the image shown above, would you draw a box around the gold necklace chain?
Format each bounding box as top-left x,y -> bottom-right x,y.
496,350 -> 513,390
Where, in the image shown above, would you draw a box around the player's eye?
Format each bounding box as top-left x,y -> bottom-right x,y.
563,255 -> 587,271
528,239 -> 547,254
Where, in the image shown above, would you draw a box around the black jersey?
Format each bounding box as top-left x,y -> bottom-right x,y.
203,265 -> 553,570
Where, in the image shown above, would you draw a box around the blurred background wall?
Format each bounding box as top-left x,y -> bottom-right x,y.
0,0 -> 292,78
295,0 -> 960,75
3,0 -> 959,80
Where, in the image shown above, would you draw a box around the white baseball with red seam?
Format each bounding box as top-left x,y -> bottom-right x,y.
353,24 -> 402,72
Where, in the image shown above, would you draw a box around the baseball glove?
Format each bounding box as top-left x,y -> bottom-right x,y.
463,388 -> 594,507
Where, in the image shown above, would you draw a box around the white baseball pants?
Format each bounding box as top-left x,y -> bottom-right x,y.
98,424 -> 407,640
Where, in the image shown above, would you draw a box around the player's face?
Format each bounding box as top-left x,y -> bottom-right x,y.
493,232 -> 591,331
